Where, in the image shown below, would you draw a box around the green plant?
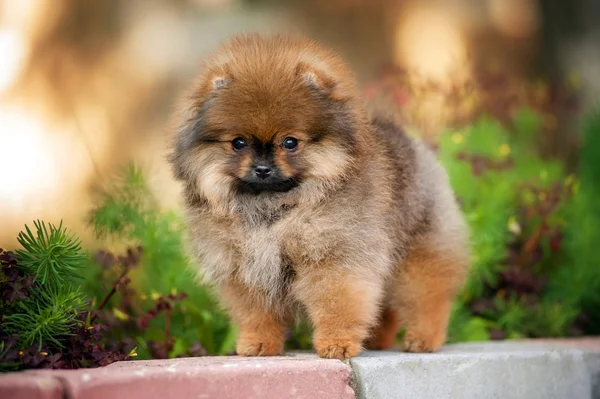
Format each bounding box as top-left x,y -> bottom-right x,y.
438,107 -> 588,342
546,109 -> 600,333
15,220 -> 86,287
86,164 -> 235,358
1,220 -> 133,371
2,221 -> 86,350
3,287 -> 84,349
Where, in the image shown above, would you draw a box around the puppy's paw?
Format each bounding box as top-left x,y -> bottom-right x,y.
314,338 -> 361,360
402,330 -> 444,353
236,338 -> 283,357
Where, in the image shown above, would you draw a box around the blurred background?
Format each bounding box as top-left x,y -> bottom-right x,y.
2,0 -> 600,365
1,0 -> 599,247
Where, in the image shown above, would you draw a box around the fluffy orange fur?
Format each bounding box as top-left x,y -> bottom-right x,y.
169,33 -> 470,359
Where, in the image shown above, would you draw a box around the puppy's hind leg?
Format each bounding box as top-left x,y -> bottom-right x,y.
364,307 -> 400,350
392,240 -> 468,353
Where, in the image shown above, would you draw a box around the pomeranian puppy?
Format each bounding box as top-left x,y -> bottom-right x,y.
169,33 -> 469,359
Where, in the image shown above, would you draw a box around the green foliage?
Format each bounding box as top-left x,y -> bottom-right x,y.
546,109 -> 600,332
287,321 -> 314,350
3,288 -> 84,349
440,108 -> 587,342
453,318 -> 492,343
16,220 -> 87,287
86,164 -> 234,357
445,304 -> 490,342
89,164 -> 154,240
2,221 -> 87,351
528,301 -> 579,338
493,296 -> 529,337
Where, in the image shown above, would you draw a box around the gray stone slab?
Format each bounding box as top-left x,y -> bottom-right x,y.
350,342 -> 600,399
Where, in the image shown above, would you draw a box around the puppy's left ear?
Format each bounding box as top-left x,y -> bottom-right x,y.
296,61 -> 351,102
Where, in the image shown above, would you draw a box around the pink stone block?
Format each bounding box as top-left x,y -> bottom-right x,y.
33,355 -> 355,399
0,373 -> 63,399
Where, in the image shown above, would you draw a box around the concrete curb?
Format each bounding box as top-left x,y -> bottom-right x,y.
351,342 -> 600,399
1,339 -> 599,399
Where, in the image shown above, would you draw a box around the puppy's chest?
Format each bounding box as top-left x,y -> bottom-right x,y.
229,214 -> 298,293
240,224 -> 287,270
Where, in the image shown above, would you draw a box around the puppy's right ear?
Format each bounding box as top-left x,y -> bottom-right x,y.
209,75 -> 230,91
192,66 -> 233,106
186,66 -> 234,133
168,68 -> 233,180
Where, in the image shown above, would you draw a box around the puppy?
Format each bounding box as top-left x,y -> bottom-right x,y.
169,33 -> 469,359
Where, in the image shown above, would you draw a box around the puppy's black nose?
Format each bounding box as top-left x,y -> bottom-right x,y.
254,165 -> 272,179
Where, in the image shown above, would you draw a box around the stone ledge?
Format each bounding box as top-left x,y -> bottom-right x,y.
0,373 -> 62,399
1,339 -> 600,399
1,354 -> 354,399
351,341 -> 600,399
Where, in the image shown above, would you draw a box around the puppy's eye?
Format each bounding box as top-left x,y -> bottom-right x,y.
231,137 -> 248,151
282,137 -> 298,151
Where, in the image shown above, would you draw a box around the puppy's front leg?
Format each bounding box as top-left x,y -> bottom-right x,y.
220,280 -> 288,356
292,268 -> 383,360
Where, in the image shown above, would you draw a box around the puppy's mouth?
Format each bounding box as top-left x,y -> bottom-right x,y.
235,178 -> 300,195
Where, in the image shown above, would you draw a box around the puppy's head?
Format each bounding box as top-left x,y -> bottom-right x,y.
170,34 -> 365,208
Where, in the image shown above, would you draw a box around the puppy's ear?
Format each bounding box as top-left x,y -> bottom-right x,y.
194,66 -> 233,103
210,75 -> 230,91
169,68 -> 232,173
296,61 -> 349,101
